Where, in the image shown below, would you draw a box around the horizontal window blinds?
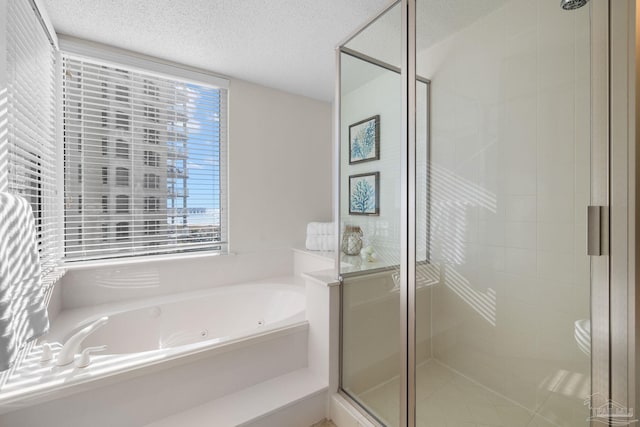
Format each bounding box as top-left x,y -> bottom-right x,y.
62,54 -> 228,261
7,0 -> 62,285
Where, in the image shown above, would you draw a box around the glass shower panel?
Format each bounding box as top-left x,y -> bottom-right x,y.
415,1 -> 591,426
339,2 -> 402,426
340,50 -> 402,427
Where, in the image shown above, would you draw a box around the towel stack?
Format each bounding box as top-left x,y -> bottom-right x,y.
0,193 -> 49,372
305,222 -> 335,251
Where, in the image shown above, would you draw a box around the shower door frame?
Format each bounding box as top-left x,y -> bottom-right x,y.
334,3 -> 431,421
334,4 -> 407,426
608,0 -> 638,420
335,0 -> 638,426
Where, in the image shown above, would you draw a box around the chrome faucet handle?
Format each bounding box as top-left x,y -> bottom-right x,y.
75,345 -> 107,368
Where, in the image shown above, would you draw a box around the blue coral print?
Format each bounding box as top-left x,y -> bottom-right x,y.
350,174 -> 377,214
350,117 -> 378,163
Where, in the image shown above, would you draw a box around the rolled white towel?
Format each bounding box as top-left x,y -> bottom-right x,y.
306,222 -> 334,236
305,235 -> 335,251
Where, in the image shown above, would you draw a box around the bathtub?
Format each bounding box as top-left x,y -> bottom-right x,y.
48,282 -> 306,355
0,279 -> 307,409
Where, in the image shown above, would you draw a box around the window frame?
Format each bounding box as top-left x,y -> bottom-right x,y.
59,38 -> 229,265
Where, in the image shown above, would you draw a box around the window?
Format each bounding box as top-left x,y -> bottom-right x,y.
115,85 -> 129,102
115,140 -> 129,158
115,195 -> 129,213
144,105 -> 159,122
102,196 -> 108,213
115,167 -> 129,186
144,173 -> 160,189
62,52 -> 228,261
144,150 -> 159,167
115,112 -> 129,130
115,222 -> 129,241
101,224 -> 109,242
144,128 -> 159,144
144,196 -> 160,213
7,0 -> 61,283
144,220 -> 160,235
144,80 -> 158,97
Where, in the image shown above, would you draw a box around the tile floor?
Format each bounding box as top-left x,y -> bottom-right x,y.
355,360 -> 558,427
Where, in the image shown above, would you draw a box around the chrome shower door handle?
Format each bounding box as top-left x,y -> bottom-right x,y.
587,205 -> 609,256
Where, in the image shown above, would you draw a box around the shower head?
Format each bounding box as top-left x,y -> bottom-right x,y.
560,0 -> 589,10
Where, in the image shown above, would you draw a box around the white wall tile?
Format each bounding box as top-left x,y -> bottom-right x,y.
505,221 -> 536,249
538,222 -> 574,254
505,248 -> 537,277
505,195 -> 536,222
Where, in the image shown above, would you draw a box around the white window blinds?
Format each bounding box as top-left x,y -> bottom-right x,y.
6,0 -> 62,285
62,54 -> 228,261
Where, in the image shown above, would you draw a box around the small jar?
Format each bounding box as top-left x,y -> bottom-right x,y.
341,225 -> 363,256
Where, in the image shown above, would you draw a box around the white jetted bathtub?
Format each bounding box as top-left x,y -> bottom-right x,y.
0,280 -> 307,409
49,282 -> 306,355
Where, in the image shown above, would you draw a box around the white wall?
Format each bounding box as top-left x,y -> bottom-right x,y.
59,78 -> 332,309
229,79 -> 332,253
423,0 -> 591,424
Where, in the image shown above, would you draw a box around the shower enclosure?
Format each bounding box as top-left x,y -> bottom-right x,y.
337,1 -> 631,426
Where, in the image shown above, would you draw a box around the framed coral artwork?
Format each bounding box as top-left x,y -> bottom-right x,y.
349,172 -> 379,216
349,115 -> 380,164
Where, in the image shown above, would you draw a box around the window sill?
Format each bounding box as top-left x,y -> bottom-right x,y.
63,250 -> 233,271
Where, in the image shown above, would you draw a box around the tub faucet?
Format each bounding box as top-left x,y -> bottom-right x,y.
56,316 -> 109,366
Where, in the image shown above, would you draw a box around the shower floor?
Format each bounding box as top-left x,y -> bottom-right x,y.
356,360 -> 558,427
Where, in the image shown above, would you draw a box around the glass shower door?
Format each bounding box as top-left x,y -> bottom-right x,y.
339,0 -> 604,426
414,1 -> 593,426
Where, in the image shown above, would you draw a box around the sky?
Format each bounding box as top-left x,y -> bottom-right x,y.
180,84 -> 221,216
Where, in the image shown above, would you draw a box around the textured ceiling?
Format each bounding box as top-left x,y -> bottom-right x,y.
41,0 -> 392,102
